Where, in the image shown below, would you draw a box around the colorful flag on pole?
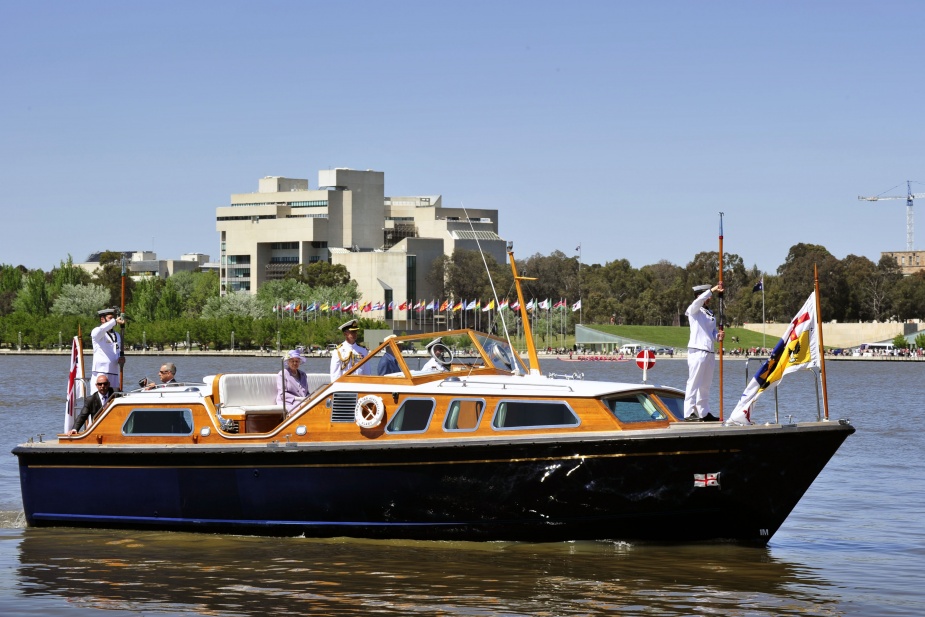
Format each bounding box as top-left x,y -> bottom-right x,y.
482,299 -> 495,312
727,292 -> 820,425
65,336 -> 85,433
453,300 -> 463,311
572,300 -> 582,312
752,278 -> 764,293
439,300 -> 448,311
498,299 -> 509,310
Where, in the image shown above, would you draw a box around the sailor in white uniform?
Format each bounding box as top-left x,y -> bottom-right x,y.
91,307 -> 125,385
330,319 -> 369,380
683,283 -> 725,421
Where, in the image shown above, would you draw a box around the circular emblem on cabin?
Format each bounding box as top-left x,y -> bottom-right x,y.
355,395 -> 385,429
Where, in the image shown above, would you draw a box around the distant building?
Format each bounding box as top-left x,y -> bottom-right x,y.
216,168 -> 507,324
77,251 -> 211,280
882,251 -> 925,276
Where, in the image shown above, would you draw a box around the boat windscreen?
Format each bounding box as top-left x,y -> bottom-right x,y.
475,333 -> 524,373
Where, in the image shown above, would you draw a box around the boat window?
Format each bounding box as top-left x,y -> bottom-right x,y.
492,400 -> 580,430
604,394 -> 668,423
444,399 -> 485,432
651,392 -> 684,421
122,408 -> 194,435
474,333 -> 525,372
386,398 -> 435,434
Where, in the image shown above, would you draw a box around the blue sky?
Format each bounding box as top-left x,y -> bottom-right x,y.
2,1 -> 924,275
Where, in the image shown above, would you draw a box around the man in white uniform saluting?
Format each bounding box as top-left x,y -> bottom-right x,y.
684,283 -> 724,421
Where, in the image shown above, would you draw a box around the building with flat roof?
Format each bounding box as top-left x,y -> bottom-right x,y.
78,251 -> 211,280
216,168 -> 506,324
882,250 -> 925,276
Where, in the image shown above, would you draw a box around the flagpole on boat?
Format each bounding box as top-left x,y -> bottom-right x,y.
814,264 -> 830,420
718,212 -> 725,421
119,255 -> 126,392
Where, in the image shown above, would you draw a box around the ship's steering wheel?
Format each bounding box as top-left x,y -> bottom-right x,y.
430,342 -> 454,368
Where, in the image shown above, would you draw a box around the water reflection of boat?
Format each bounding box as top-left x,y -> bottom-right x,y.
12,246 -> 854,544
16,528 -> 839,615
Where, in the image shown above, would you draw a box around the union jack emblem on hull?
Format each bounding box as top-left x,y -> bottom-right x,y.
694,472 -> 721,488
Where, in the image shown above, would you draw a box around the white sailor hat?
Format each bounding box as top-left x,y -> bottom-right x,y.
425,337 -> 443,350
692,284 -> 711,293
97,307 -> 118,317
339,318 -> 360,332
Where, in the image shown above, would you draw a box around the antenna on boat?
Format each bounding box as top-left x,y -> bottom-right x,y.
462,205 -> 521,375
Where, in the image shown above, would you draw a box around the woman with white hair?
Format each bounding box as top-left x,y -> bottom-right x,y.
277,349 -> 310,409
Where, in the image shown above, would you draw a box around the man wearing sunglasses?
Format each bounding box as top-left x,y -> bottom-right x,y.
69,376 -> 115,435
142,363 -> 178,389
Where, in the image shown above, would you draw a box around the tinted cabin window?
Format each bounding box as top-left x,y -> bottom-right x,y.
444,399 -> 484,431
652,392 -> 684,420
123,408 -> 194,435
386,399 -> 435,433
605,394 -> 667,423
492,400 -> 580,429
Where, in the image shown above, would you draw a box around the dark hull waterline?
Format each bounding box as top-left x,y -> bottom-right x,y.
15,422 -> 853,544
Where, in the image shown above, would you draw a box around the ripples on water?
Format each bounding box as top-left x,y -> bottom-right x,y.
0,354 -> 922,616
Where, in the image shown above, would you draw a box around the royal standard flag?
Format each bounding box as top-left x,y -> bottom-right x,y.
727,292 -> 820,425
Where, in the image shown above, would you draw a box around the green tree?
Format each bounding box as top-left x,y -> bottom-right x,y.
51,283 -> 110,316
128,277 -> 163,321
161,270 -> 220,316
776,244 -> 843,321
285,262 -> 352,287
12,270 -> 51,316
201,291 -> 266,319
0,264 -> 26,317
891,271 -> 925,321
92,251 -> 135,308
49,254 -> 91,298
155,283 -> 184,320
892,334 -> 910,350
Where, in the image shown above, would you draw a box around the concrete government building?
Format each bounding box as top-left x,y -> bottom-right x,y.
216,168 -> 507,322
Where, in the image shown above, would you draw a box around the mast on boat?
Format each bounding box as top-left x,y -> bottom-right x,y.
508,243 -> 542,375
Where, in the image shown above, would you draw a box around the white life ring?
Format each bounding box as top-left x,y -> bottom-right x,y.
355,395 -> 385,429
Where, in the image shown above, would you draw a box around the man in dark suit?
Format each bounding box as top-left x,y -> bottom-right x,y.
69,375 -> 115,434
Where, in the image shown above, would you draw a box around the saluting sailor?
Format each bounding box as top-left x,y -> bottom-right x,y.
91,307 -> 125,385
683,283 -> 725,421
330,319 -> 369,380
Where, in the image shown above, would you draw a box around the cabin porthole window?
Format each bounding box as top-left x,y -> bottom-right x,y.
122,408 -> 194,435
491,400 -> 580,430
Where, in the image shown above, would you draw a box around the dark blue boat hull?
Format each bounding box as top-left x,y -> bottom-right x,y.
14,422 -> 854,543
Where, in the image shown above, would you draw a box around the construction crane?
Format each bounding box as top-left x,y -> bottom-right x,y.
858,180 -> 924,251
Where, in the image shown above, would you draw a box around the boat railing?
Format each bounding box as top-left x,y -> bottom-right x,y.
547,372 -> 585,381
438,377 -> 579,392
743,357 -> 822,423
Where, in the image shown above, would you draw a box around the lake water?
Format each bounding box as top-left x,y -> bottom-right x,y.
0,353 -> 922,616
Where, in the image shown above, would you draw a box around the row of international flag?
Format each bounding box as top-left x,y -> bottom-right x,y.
272,298 -> 583,314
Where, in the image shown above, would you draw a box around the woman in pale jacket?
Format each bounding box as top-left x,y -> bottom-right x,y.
277,349 -> 310,412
